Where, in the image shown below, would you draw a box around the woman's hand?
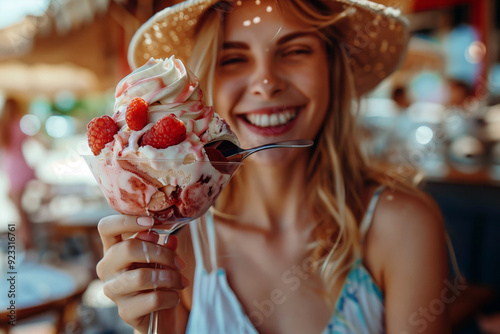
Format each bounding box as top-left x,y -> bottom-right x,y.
96,215 -> 189,333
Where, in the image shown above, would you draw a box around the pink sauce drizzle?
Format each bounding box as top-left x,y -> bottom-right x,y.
115,81 -> 129,98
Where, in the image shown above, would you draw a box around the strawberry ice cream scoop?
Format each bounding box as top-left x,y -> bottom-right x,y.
85,56 -> 240,226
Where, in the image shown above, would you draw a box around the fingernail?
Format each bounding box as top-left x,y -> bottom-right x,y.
181,276 -> 190,287
137,217 -> 154,226
165,235 -> 178,250
175,256 -> 186,270
159,271 -> 170,282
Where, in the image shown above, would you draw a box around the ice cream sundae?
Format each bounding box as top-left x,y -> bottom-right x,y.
85,56 -> 239,225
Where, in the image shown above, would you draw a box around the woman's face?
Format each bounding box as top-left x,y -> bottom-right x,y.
213,0 -> 330,164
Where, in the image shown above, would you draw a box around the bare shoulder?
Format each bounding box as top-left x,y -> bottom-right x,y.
370,187 -> 445,245
364,186 -> 448,289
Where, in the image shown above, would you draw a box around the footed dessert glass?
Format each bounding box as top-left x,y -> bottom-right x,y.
83,156 -> 242,334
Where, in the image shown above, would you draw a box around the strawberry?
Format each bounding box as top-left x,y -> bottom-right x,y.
126,97 -> 148,130
140,114 -> 186,149
87,115 -> 118,155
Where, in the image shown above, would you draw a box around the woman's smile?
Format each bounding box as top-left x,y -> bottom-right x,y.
236,105 -> 303,135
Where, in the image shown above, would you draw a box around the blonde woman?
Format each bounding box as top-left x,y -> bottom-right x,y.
96,0 -> 450,333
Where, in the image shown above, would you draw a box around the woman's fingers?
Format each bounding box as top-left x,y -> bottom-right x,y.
98,215 -> 155,252
135,230 -> 161,244
114,290 -> 181,328
96,214 -> 189,332
96,238 -> 185,281
103,267 -> 189,298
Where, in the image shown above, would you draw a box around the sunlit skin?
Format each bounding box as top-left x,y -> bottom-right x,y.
213,1 -> 330,165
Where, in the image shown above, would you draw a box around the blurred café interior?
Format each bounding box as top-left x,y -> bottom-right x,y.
0,0 -> 499,333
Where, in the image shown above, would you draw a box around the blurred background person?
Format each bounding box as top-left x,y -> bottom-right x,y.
0,96 -> 36,249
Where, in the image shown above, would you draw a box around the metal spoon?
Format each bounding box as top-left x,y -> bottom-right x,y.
204,139 -> 314,162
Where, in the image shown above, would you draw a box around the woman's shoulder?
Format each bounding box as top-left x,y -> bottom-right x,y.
373,185 -> 444,235
368,185 -> 445,251
363,185 -> 447,289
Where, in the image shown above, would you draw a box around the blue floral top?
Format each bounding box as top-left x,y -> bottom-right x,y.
324,259 -> 384,333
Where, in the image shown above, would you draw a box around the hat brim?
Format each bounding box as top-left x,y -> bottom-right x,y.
128,0 -> 410,96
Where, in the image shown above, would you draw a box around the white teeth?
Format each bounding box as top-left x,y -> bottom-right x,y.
260,114 -> 269,127
247,114 -> 257,124
246,109 -> 297,127
279,113 -> 287,124
270,114 -> 279,126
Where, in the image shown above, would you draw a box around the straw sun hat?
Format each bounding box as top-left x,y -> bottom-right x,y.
128,0 -> 410,95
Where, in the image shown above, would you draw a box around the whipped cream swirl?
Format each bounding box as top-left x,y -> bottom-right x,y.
113,57 -> 209,133
106,56 -> 237,162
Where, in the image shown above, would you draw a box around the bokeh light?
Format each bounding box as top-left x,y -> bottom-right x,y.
20,114 -> 41,136
415,126 -> 434,145
465,41 -> 486,64
45,115 -> 75,138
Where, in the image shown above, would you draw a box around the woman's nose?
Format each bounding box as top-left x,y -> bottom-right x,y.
250,61 -> 286,99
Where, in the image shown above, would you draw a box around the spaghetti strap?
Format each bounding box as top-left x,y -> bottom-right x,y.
206,210 -> 218,269
189,219 -> 205,272
189,211 -> 218,272
359,185 -> 386,244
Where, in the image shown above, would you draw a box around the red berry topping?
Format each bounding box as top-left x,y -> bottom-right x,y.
140,114 -> 186,149
126,97 -> 148,130
87,115 -> 118,155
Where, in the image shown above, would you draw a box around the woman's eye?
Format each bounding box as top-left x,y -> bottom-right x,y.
281,48 -> 311,58
220,56 -> 247,66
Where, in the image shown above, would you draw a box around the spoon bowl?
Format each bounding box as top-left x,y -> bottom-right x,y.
204,139 -> 314,162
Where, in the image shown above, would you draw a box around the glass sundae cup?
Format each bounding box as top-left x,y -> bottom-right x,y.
83,156 -> 242,230
83,155 -> 242,333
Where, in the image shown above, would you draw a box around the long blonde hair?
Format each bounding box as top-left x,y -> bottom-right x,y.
188,0 -> 419,302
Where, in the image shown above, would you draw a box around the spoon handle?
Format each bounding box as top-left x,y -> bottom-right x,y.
235,140 -> 314,161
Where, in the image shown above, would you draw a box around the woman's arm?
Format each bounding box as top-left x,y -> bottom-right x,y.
369,190 -> 450,334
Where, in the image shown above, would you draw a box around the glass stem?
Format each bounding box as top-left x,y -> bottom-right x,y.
148,232 -> 173,334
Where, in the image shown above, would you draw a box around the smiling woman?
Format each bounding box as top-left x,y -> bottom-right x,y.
98,1 -> 451,333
